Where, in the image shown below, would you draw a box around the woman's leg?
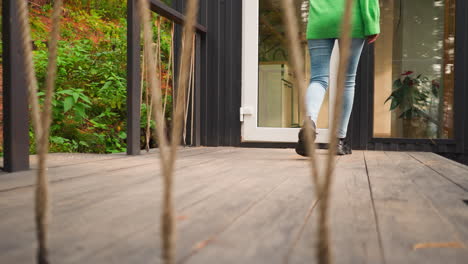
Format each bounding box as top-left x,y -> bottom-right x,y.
301,38 -> 364,156
296,39 -> 334,156
306,39 -> 335,123
337,38 -> 365,138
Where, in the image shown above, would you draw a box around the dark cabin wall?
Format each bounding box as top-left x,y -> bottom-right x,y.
184,0 -> 468,155
457,0 -> 468,156
201,0 -> 242,146
174,0 -> 242,147
2,0 -> 31,171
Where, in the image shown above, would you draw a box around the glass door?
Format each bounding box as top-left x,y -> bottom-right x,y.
373,0 -> 456,139
241,0 -> 339,143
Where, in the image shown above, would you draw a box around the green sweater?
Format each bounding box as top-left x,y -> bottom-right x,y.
307,0 -> 380,39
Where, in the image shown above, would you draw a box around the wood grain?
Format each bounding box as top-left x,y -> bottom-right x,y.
1,148 -> 467,263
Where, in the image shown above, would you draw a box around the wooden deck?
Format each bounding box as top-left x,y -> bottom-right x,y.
1,147 -> 468,263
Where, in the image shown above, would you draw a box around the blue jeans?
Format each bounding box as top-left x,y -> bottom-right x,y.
306,38 -> 365,138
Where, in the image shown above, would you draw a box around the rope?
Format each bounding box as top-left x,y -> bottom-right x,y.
137,0 -> 199,263
146,17 -> 170,152
318,1 -> 354,263
140,45 -> 145,128
190,37 -> 196,145
146,41 -> 160,152
163,22 -> 175,119
183,35 -> 196,145
145,43 -> 159,152
279,0 -> 320,189
144,50 -> 151,151
279,0 -> 354,263
17,0 -> 64,263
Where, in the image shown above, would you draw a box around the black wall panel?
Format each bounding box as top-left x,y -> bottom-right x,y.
193,0 -> 467,156
199,0 -> 242,146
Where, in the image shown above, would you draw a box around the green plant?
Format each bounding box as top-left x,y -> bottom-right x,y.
12,1 -> 174,155
385,71 -> 439,121
385,71 -> 441,138
65,0 -> 127,20
56,89 -> 92,119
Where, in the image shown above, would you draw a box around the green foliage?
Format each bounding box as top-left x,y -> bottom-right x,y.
65,0 -> 128,20
32,26 -> 129,153
385,72 -> 440,122
1,2 -> 174,155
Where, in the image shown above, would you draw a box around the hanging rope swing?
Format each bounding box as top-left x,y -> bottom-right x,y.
17,0 -> 64,263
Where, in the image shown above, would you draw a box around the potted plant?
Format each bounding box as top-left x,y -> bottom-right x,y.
385,71 -> 440,138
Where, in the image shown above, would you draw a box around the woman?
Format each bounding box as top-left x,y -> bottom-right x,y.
295,0 -> 380,156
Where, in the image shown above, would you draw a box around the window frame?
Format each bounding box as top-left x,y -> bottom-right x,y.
353,0 -> 468,153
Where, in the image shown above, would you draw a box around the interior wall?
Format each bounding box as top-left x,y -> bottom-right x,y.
374,0 -> 447,138
399,0 -> 445,81
373,0 -> 393,137
258,64 -> 283,127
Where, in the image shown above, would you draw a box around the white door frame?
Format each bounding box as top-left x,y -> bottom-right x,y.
241,0 -> 339,143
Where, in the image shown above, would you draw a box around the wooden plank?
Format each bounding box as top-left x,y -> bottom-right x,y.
36,147 -> 219,169
288,151 -> 383,264
2,148 -> 466,263
365,151 -> 468,263
0,148 -> 230,219
0,147 -> 220,191
100,148 -> 306,263
45,148 -> 244,263
408,152 -> 468,191
0,148 -> 240,263
184,153 -> 324,264
386,151 -> 468,246
63,149 -> 290,262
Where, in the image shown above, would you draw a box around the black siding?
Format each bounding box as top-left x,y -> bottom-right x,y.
200,0 -> 242,146
2,0 -> 30,172
126,0 -> 142,155
194,0 -> 468,155
456,0 -> 468,155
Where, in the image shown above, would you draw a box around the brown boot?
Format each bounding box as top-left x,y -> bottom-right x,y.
337,138 -> 352,155
337,138 -> 347,156
295,120 -> 317,157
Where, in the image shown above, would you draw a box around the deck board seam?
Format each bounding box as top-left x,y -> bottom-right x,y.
364,151 -> 387,264
412,152 -> 468,172
283,198 -> 319,264
0,156 -> 219,193
0,162 -> 160,193
18,147 -> 225,171
282,155 -> 342,264
38,161 -> 247,261
179,173 -> 293,264
178,174 -> 253,212
44,155 -> 139,169
394,153 -> 468,245
408,153 -> 468,193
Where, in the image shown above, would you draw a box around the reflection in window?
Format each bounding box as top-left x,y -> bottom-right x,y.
258,0 -> 330,128
161,0 -> 173,6
374,0 -> 455,139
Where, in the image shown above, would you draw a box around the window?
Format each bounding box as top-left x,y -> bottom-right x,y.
373,0 -> 455,139
258,0 -> 330,128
